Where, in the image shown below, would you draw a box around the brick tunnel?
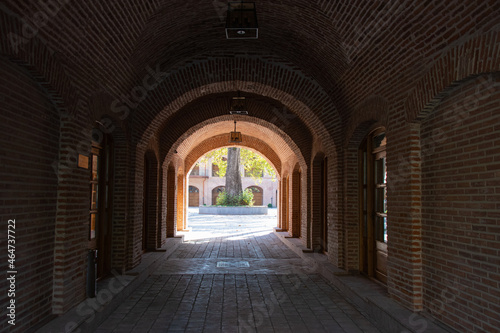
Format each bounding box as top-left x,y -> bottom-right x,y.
0,1 -> 499,332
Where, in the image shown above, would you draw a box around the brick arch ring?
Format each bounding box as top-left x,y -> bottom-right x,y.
137,81 -> 338,159
162,116 -> 307,176
183,134 -> 282,180
404,30 -> 500,123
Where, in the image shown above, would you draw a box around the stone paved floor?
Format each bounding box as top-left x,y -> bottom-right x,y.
95,209 -> 380,333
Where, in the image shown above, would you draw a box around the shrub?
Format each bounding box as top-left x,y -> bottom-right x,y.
239,188 -> 254,206
215,190 -> 229,206
215,189 -> 254,206
268,203 -> 272,208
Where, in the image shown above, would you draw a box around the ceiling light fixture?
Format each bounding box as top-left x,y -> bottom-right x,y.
229,91 -> 248,115
229,121 -> 243,143
225,2 -> 258,39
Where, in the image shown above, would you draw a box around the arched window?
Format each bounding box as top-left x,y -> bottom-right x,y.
190,164 -> 200,176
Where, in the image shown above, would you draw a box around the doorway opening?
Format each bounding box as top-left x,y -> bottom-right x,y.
359,128 -> 388,284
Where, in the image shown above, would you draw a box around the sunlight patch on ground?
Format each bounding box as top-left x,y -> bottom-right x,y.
179,207 -> 278,242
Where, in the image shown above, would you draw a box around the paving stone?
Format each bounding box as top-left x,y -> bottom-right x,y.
96,209 -> 381,332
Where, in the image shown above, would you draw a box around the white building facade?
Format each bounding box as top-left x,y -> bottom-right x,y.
188,158 -> 278,207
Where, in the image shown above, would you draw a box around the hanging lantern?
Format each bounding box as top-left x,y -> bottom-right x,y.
225,2 -> 258,39
230,121 -> 243,143
229,91 -> 248,114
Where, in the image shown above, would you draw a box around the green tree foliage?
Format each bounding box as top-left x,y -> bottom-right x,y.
201,147 -> 228,177
200,147 -> 276,183
240,149 -> 276,183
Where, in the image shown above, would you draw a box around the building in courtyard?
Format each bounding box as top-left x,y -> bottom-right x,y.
188,157 -> 278,207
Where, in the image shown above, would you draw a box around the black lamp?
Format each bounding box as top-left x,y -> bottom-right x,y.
229,91 -> 248,114
230,121 -> 243,143
225,2 -> 258,39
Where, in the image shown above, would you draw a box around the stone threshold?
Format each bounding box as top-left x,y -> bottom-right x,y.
274,230 -> 457,333
36,237 -> 183,333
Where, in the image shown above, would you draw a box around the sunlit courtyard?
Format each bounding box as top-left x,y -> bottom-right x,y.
180,207 -> 278,242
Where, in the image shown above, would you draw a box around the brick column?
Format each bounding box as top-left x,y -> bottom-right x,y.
53,115 -> 91,314
292,166 -> 302,239
387,122 -> 423,311
176,175 -> 184,231
166,165 -> 176,237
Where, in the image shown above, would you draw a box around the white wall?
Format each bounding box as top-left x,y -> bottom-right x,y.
188,159 -> 278,207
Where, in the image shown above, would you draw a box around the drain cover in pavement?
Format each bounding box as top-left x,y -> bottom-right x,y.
217,261 -> 250,268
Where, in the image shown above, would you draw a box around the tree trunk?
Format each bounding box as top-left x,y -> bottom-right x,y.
226,147 -> 242,197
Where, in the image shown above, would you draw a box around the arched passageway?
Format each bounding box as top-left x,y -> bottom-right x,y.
1,2 -> 499,332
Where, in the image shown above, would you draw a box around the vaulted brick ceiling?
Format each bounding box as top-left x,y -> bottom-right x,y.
2,0 -> 498,146
157,92 -> 312,164
175,120 -> 298,175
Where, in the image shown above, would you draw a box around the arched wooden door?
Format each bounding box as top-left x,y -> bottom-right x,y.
189,186 -> 200,207
212,186 -> 225,205
247,186 -> 263,206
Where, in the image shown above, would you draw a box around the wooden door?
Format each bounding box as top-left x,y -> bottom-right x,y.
89,136 -> 113,280
360,129 -> 387,284
247,186 -> 263,206
374,146 -> 387,283
189,186 -> 200,206
212,186 -> 225,205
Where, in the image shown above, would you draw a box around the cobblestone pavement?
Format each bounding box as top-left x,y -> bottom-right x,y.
95,209 -> 380,333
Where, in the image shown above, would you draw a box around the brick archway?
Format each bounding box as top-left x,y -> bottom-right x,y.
0,14 -> 76,117
138,82 -> 338,158
172,118 -> 306,236
183,134 -> 282,179
158,103 -> 313,168
405,31 -> 500,124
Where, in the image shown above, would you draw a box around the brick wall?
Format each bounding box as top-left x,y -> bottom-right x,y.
420,74 -> 500,331
0,58 -> 60,332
